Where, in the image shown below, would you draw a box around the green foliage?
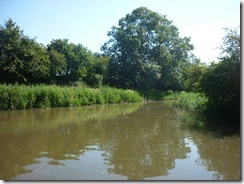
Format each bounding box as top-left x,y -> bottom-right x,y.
200,27 -> 240,124
175,28 -> 240,131
0,20 -> 109,86
47,39 -> 108,87
47,39 -> 109,86
0,19 -> 50,84
174,92 -> 208,115
47,39 -> 89,84
102,7 -> 194,90
100,87 -> 143,103
219,27 -> 240,61
138,89 -> 176,100
48,49 -> 67,83
0,85 -> 143,110
82,53 -> 109,88
174,92 -> 208,130
0,17 -> 193,91
183,57 -> 207,92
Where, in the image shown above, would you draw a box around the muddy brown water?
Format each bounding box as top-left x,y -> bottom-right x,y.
0,101 -> 240,180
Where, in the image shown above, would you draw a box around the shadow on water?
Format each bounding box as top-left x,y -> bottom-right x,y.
204,122 -> 240,137
176,109 -> 240,137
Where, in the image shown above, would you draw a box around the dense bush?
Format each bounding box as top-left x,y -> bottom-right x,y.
0,85 -> 143,110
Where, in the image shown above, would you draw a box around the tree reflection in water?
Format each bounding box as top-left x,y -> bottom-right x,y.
99,102 -> 191,180
0,101 -> 240,180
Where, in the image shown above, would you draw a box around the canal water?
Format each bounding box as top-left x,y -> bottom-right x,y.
0,101 -> 240,180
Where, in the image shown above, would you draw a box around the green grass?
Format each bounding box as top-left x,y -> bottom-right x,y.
0,84 -> 143,110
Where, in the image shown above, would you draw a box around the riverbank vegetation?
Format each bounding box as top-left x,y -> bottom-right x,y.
175,27 -> 240,132
175,90 -> 239,135
0,84 -> 143,110
138,89 -> 176,101
0,7 -> 240,132
174,92 -> 207,115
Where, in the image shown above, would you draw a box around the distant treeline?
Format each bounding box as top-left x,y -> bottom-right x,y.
0,19 -> 109,87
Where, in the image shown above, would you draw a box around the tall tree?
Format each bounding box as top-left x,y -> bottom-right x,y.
102,7 -> 194,90
0,19 -> 50,83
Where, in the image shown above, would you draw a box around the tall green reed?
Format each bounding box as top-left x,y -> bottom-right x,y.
0,84 -> 143,110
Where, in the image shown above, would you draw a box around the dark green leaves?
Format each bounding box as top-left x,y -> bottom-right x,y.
102,7 -> 194,90
0,19 -> 50,83
0,20 -> 109,86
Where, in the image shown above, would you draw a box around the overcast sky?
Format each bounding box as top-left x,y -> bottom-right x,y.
0,0 -> 240,63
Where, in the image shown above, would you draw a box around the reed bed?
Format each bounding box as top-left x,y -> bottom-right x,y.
174,92 -> 208,115
174,92 -> 208,129
0,84 -> 143,110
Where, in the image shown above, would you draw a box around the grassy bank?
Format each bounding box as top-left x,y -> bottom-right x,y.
0,84 -> 143,110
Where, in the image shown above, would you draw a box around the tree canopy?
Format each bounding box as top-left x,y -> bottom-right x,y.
102,7 -> 194,90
